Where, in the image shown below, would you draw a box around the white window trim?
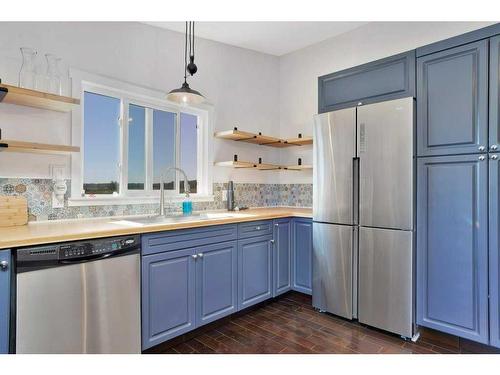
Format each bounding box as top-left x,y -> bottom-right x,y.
69,68 -> 214,207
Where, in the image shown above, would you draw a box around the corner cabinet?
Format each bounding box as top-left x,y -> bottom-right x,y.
489,154 -> 500,348
292,218 -> 313,295
273,218 -> 292,297
318,50 -> 415,112
417,40 -> 489,156
416,154 -> 489,344
0,250 -> 10,354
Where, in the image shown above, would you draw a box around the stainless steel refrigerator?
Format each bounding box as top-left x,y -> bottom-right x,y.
312,97 -> 414,338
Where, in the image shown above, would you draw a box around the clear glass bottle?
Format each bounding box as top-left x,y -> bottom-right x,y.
55,57 -> 65,96
18,47 -> 37,89
45,54 -> 60,95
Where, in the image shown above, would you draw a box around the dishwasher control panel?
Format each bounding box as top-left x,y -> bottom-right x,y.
16,235 -> 140,264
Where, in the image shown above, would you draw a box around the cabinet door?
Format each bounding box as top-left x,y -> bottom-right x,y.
141,248 -> 196,350
489,155 -> 500,348
273,219 -> 292,297
417,40 -> 488,156
417,154 -> 488,344
491,35 -> 500,151
196,241 -> 237,327
292,219 -> 313,295
238,235 -> 273,310
0,250 -> 10,354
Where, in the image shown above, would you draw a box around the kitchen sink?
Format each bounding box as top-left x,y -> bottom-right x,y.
113,212 -> 253,226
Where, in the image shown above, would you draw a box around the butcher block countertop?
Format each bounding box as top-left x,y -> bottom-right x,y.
0,207 -> 312,249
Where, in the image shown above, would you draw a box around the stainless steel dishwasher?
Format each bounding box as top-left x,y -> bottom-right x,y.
15,235 -> 141,354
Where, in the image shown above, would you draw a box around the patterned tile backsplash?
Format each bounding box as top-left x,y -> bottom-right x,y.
0,179 -> 312,222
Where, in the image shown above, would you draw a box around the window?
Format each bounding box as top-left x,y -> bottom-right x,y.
70,70 -> 212,205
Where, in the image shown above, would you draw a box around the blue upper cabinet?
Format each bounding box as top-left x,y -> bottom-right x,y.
318,50 -> 415,113
417,40 -> 488,156
196,241 -> 238,327
0,250 -> 10,354
417,154 -> 489,344
238,234 -> 273,310
489,156 -> 500,348
491,35 -> 500,152
273,219 -> 292,297
292,218 -> 313,295
142,248 -> 196,350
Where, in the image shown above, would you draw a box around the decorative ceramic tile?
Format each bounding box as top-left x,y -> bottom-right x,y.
0,179 -> 312,221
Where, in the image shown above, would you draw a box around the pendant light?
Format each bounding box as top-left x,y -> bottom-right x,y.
167,21 -> 205,105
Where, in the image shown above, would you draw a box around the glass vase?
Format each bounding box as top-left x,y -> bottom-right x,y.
45,54 -> 61,95
18,47 -> 37,89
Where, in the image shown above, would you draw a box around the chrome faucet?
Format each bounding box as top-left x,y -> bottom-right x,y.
159,167 -> 191,216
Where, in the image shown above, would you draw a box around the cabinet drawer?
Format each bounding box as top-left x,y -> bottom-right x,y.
142,224 -> 237,255
238,220 -> 273,239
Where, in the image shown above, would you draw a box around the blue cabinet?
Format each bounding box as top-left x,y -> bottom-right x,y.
318,50 -> 415,112
196,241 -> 238,327
142,248 -> 196,349
417,154 -> 489,344
0,250 -> 10,354
491,35 -> 500,151
417,40 -> 488,156
292,218 -> 313,295
489,156 -> 500,348
273,218 -> 292,296
238,234 -> 273,310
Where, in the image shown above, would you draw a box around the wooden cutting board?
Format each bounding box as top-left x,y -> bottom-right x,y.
0,196 -> 28,227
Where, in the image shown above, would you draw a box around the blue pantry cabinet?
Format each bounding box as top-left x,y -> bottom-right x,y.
417,155 -> 489,344
417,40 -> 488,156
273,218 -> 292,297
196,241 -> 238,327
237,234 -> 273,310
489,155 -> 500,348
491,35 -> 500,151
292,218 -> 313,295
0,250 -> 10,354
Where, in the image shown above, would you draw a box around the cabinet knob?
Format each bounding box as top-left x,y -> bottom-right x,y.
0,260 -> 8,271
256,226 -> 261,230
197,253 -> 204,258
479,155 -> 486,161
491,155 -> 499,160
274,223 -> 279,227
479,146 -> 486,152
192,254 -> 198,260
491,145 -> 498,151
270,240 -> 275,245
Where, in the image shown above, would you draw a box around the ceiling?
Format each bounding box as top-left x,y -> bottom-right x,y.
145,22 -> 367,56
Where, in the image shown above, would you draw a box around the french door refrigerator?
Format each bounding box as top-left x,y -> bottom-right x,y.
312,97 -> 415,338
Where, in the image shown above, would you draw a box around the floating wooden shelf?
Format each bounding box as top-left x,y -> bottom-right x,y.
215,128 -> 313,148
214,160 -> 311,171
0,83 -> 80,113
0,139 -> 80,155
284,165 -> 313,171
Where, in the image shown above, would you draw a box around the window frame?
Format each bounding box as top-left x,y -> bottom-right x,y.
69,69 -> 213,206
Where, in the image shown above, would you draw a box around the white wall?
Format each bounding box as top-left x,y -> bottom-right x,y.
0,22 -> 281,183
278,21 -> 495,184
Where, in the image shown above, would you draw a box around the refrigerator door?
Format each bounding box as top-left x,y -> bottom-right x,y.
312,222 -> 355,319
313,108 -> 356,225
358,227 -> 413,338
357,97 -> 414,230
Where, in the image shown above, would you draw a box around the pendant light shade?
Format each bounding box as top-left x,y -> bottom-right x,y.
167,21 -> 205,105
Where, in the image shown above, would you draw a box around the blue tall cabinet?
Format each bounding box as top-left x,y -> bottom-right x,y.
0,249 -> 10,354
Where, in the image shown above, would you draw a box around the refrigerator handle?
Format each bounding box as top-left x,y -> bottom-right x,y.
353,157 -> 359,226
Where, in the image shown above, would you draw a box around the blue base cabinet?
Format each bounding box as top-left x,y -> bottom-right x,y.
142,248 -> 197,349
273,218 -> 292,297
489,155 -> 500,348
237,234 -> 273,310
196,241 -> 238,327
0,250 -> 10,354
417,155 -> 489,344
292,218 -> 313,295
417,40 -> 488,157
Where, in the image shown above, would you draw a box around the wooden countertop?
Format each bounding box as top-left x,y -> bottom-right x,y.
0,207 -> 312,249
